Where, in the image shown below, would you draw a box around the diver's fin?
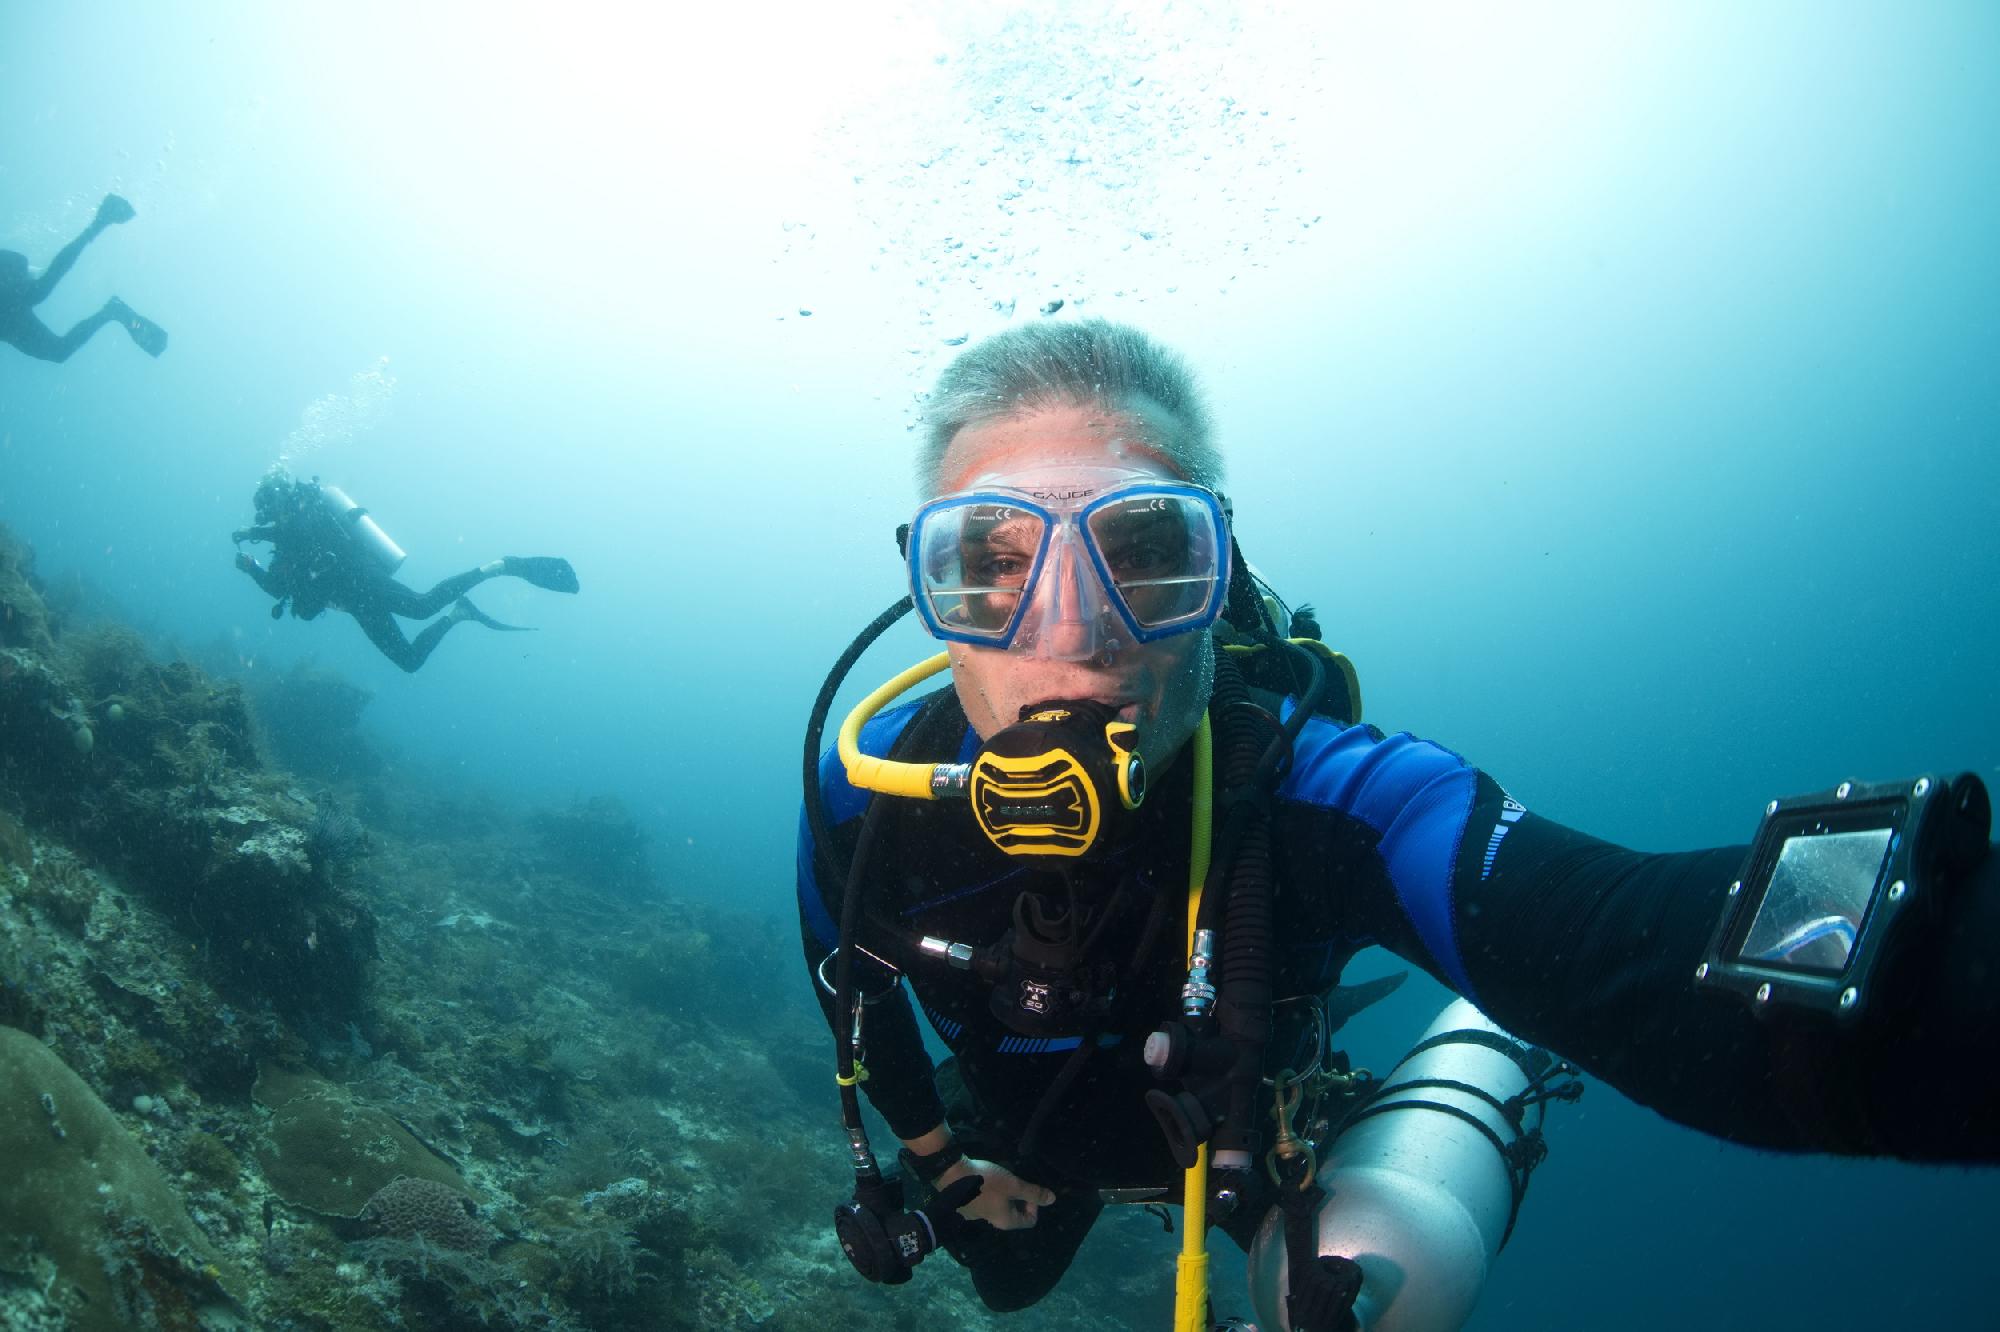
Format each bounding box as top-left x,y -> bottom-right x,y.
1323,970 -> 1408,1036
503,555 -> 579,594
118,306 -> 169,358
452,598 -> 534,632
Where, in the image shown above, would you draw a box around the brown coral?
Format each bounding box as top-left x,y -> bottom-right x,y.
358,1176 -> 493,1253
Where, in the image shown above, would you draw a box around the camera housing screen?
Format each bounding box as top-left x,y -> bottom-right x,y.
1699,773 -> 1986,1022
1730,824 -> 1893,976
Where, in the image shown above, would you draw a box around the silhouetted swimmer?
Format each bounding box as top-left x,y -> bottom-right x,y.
1,194 -> 168,363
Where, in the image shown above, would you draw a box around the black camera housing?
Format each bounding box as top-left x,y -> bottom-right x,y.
1696,773 -> 1988,1021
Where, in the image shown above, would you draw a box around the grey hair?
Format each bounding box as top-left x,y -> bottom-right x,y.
915,319 -> 1222,497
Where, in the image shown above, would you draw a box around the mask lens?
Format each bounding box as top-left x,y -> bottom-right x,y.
914,499 -> 1048,641
1086,491 -> 1224,630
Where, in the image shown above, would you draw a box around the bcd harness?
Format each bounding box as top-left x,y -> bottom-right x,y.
804,551 -> 1558,1330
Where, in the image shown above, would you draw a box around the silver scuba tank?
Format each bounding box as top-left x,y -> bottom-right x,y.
313,482 -> 407,574
1245,999 -> 1550,1331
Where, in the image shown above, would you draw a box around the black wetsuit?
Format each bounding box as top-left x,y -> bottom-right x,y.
798,688 -> 2000,1311
236,491 -> 515,673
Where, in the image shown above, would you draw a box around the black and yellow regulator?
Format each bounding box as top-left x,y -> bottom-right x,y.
837,653 -> 1146,860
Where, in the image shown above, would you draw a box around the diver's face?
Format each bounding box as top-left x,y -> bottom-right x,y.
0,251 -> 27,295
934,402 -> 1216,766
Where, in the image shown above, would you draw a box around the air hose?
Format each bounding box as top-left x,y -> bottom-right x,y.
1199,644 -> 1327,1183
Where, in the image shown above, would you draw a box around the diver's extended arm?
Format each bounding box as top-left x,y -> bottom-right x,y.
1450,776 -> 2000,1161
1279,718 -> 1999,1161
28,196 -> 130,306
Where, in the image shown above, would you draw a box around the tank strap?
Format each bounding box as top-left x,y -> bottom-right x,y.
1399,1028 -> 1542,1085
1336,1030 -> 1582,1249
1277,1175 -> 1363,1332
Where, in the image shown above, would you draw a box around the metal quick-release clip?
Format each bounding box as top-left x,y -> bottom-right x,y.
845,1123 -> 875,1172
1182,928 -> 1217,1018
920,936 -> 977,969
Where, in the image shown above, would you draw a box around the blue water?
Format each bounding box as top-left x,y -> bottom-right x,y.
4,3 -> 1996,1328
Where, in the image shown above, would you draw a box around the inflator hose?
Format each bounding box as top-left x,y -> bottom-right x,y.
1202,643 -> 1328,1172
1210,656 -> 1278,1169
801,596 -> 913,1167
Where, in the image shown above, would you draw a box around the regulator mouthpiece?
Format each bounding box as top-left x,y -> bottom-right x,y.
969,700 -> 1145,858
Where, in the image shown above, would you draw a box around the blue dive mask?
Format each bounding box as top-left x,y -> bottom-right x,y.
907,466 -> 1231,663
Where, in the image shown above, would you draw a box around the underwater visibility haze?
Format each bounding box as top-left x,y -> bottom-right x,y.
1,2 -> 1996,1328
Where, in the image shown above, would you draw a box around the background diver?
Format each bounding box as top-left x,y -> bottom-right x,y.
799,319 -> 1999,1331
0,193 -> 169,362
232,469 -> 579,673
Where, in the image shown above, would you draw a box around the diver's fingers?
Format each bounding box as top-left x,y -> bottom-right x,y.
1004,1185 -> 1057,1227
1016,1180 -> 1055,1206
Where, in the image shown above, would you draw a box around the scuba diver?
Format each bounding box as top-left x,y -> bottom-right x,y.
798,320 -> 1999,1331
1,193 -> 169,362
232,469 -> 579,673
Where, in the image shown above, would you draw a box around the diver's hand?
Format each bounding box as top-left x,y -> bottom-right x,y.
1287,1254 -> 1364,1332
939,1157 -> 1055,1231
96,194 -> 136,227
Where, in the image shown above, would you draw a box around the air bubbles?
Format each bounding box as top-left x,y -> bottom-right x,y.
791,4 -> 1328,405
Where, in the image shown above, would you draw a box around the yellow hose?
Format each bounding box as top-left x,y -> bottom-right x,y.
836,651 -> 952,799
1174,715 -> 1215,1332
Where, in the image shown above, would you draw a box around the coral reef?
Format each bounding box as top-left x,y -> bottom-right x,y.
358,1178 -> 494,1253
531,794 -> 651,897
246,663 -> 382,783
0,526 -> 56,656
0,1027 -> 245,1332
253,1063 -> 467,1217
305,801 -> 368,879
0,523 -> 1150,1331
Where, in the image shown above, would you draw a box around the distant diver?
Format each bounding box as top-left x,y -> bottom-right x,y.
0,193 -> 169,362
232,469 -> 580,673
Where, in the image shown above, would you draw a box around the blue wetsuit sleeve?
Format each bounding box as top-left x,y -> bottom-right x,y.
1276,713 -> 1486,998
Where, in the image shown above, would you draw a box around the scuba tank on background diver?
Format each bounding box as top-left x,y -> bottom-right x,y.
310,480 -> 407,574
